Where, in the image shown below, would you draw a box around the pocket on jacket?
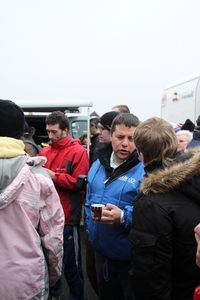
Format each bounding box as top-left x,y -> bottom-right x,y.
129,229 -> 157,271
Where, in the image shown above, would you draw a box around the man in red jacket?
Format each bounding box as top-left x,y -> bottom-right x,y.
39,110 -> 89,300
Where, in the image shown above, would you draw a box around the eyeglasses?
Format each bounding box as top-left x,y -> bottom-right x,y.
97,126 -> 106,132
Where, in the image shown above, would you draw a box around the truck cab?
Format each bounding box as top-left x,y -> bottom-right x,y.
15,100 -> 93,150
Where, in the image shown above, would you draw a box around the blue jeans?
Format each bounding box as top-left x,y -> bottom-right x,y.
51,225 -> 86,300
95,251 -> 134,300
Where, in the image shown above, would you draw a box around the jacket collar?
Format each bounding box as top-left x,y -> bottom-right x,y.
50,135 -> 73,149
140,147 -> 200,196
96,142 -> 141,184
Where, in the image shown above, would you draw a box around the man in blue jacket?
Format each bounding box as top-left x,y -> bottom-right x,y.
85,113 -> 145,300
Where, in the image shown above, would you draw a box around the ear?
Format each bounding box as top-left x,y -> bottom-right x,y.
139,152 -> 147,165
63,128 -> 68,134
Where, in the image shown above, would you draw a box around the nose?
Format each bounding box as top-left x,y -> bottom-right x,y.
97,128 -> 102,134
121,138 -> 129,146
48,132 -> 54,139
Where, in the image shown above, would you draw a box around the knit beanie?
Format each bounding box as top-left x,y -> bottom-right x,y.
181,119 -> 195,132
99,111 -> 120,130
0,99 -> 25,139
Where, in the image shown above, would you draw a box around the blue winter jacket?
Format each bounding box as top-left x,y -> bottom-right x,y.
187,129 -> 200,148
85,143 -> 145,261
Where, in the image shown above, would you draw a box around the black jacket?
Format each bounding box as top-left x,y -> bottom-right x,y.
89,133 -> 103,166
187,129 -> 200,149
129,147 -> 200,300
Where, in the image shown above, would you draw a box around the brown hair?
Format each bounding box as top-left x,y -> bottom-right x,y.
134,117 -> 177,166
45,111 -> 69,131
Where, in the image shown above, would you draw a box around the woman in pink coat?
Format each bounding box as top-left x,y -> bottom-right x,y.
0,100 -> 64,300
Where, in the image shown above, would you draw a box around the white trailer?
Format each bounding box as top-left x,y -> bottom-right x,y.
14,99 -> 93,155
161,73 -> 200,124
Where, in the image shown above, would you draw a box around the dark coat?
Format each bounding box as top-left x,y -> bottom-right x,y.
89,133 -> 103,166
129,147 -> 200,300
187,129 -> 200,149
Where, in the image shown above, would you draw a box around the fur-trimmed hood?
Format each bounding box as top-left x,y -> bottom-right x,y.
140,147 -> 200,198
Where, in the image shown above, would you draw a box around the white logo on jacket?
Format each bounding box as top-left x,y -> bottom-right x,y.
118,175 -> 136,184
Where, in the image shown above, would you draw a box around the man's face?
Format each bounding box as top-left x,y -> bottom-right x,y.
177,134 -> 188,154
97,123 -> 111,144
46,124 -> 67,144
111,124 -> 136,165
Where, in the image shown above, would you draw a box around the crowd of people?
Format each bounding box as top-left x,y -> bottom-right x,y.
1,98 -> 200,300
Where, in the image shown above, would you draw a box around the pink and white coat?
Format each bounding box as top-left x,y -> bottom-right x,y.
0,155 -> 64,300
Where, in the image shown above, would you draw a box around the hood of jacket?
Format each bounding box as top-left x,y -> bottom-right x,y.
0,137 -> 25,158
0,137 -> 47,207
0,155 -> 47,210
140,147 -> 200,203
0,137 -> 28,192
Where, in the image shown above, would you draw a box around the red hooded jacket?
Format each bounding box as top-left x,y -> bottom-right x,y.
39,135 -> 89,225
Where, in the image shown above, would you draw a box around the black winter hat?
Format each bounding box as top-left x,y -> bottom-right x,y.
99,111 -> 120,131
181,118 -> 195,132
0,99 -> 25,139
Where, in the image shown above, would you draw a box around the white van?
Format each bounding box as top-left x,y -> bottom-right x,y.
15,100 -> 93,152
161,73 -> 200,124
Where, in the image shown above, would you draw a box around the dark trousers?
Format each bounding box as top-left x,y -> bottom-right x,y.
51,225 -> 86,300
95,251 -> 134,300
85,234 -> 99,296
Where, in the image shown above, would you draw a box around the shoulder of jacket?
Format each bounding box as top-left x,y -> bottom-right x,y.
140,149 -> 200,195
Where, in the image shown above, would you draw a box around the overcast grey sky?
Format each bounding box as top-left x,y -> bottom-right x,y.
1,0 -> 200,121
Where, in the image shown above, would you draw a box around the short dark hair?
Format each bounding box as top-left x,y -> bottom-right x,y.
110,113 -> 140,134
45,111 -> 69,131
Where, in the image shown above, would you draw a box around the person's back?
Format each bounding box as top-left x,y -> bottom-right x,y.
129,117 -> 200,300
0,100 -> 64,300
